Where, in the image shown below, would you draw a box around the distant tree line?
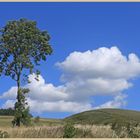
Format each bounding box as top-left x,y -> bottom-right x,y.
0,108 -> 15,116
0,108 -> 33,117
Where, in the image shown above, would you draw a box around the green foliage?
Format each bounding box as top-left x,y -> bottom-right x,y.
0,18 -> 53,127
12,88 -> 31,127
0,108 -> 15,116
63,123 -> 77,138
0,18 -> 52,80
0,130 -> 9,138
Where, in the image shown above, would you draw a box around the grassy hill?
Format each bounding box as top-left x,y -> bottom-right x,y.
64,108 -> 140,127
1,108 -> 140,127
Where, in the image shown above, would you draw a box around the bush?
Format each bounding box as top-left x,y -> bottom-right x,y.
0,130 -> 9,138
63,123 -> 77,138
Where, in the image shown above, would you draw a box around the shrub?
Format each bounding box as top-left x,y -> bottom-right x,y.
0,130 -> 9,138
63,123 -> 77,138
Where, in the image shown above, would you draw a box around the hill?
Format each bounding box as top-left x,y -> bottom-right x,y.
64,108 -> 140,127
1,108 -> 140,127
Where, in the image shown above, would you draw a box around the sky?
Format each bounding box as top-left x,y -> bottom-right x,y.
0,2 -> 140,118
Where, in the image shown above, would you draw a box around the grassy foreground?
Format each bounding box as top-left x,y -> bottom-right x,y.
1,108 -> 140,138
1,124 -> 140,138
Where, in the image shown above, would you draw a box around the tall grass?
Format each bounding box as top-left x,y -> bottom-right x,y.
75,124 -> 117,138
0,124 -> 140,138
0,126 -> 64,138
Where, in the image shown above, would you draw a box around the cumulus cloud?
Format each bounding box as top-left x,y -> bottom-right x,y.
27,98 -> 92,113
94,94 -> 127,109
1,46 -> 140,114
56,46 -> 139,102
2,98 -> 92,113
26,74 -> 68,102
2,100 -> 15,109
0,87 -> 17,100
57,47 -> 140,79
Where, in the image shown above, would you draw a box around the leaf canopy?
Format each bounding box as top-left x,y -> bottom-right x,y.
0,18 -> 52,81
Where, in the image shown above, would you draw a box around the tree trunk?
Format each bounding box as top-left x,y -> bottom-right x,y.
16,74 -> 21,127
16,117 -> 20,127
17,78 -> 20,102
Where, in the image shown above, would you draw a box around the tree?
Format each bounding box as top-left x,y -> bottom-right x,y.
0,18 -> 53,127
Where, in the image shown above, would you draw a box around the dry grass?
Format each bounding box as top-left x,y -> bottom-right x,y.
74,124 -> 140,138
75,124 -> 117,138
0,126 -> 64,138
0,124 -> 140,138
0,116 -> 14,127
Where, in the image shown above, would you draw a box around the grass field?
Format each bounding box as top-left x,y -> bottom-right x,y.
0,116 -> 62,127
1,108 -> 140,138
0,116 -> 14,127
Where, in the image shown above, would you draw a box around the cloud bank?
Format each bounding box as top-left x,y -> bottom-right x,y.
1,47 -> 140,114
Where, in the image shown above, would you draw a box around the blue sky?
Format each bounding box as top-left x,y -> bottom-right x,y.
0,2 -> 140,118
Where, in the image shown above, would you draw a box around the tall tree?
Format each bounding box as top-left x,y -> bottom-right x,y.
0,18 -> 52,127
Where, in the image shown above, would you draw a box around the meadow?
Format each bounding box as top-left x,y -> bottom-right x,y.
1,109 -> 140,138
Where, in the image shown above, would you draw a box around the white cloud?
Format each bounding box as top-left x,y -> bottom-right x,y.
26,74 -> 68,102
2,98 -> 92,113
27,98 -> 92,113
94,94 -> 127,109
1,46 -> 140,114
0,87 -> 17,100
63,78 -> 132,102
57,47 -> 140,79
2,100 -> 15,109
56,46 -> 139,102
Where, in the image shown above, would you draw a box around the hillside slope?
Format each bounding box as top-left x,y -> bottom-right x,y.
64,108 -> 140,126
1,108 -> 140,127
